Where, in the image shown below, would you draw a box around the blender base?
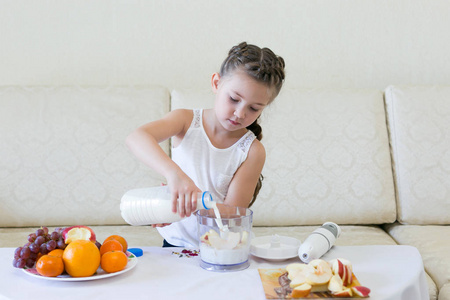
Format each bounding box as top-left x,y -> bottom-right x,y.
200,260 -> 250,272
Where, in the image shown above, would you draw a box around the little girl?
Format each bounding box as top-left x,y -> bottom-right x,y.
126,42 -> 285,248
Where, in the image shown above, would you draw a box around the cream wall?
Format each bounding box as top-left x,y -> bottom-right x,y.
1,0 -> 450,90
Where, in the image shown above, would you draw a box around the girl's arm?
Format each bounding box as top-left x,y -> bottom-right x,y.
125,109 -> 201,217
224,140 -> 266,208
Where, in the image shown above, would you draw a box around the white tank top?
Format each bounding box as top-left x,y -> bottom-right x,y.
157,109 -> 256,248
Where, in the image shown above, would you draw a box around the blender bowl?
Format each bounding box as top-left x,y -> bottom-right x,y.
196,205 -> 253,271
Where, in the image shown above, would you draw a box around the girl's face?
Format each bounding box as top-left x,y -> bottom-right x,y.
211,70 -> 272,133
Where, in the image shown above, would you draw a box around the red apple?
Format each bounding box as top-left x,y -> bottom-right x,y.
62,226 -> 96,244
328,274 -> 344,294
345,265 -> 353,286
330,258 -> 353,286
352,286 -> 371,297
333,288 -> 353,297
305,259 -> 333,285
291,283 -> 312,298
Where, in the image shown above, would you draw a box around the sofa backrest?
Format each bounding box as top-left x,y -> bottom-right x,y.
2,1 -> 450,91
385,85 -> 450,225
171,88 -> 397,226
0,86 -> 169,227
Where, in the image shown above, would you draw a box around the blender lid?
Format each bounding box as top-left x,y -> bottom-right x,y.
250,235 -> 301,261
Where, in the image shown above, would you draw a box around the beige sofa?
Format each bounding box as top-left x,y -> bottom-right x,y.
1,1 -> 450,299
1,85 -> 449,300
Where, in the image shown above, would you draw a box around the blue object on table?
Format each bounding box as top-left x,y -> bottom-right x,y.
128,248 -> 143,257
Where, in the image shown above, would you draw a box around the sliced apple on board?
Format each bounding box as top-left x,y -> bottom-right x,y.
291,283 -> 312,298
330,258 -> 353,286
286,257 -> 370,298
352,286 -> 371,297
305,259 -> 333,285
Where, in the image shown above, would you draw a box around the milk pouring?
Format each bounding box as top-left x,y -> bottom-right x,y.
120,186 -> 214,225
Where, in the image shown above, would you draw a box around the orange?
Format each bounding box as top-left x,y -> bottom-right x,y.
100,240 -> 123,256
104,235 -> 128,253
36,255 -> 64,277
101,250 -> 128,273
48,249 -> 64,258
63,240 -> 100,277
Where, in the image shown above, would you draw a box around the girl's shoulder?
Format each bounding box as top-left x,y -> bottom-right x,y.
166,108 -> 194,123
166,109 -> 197,132
247,138 -> 266,160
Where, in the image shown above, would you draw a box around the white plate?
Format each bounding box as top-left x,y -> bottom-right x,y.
250,235 -> 301,261
22,251 -> 138,281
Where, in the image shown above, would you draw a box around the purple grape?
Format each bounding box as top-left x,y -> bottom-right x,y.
20,247 -> 31,259
16,258 -> 26,268
14,247 -> 23,259
42,227 -> 49,234
29,243 -> 40,254
36,229 -> 44,237
57,239 -> 66,250
35,236 -> 45,246
28,233 -> 37,243
40,243 -> 49,255
26,258 -> 35,268
46,240 -> 56,251
12,258 -> 18,268
29,252 -> 38,260
51,231 -> 60,241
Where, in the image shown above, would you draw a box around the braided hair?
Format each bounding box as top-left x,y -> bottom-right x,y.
219,42 -> 285,207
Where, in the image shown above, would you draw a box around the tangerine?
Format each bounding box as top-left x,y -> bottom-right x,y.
101,250 -> 128,273
63,240 -> 100,277
36,255 -> 64,277
100,240 -> 123,256
48,249 -> 64,258
104,235 -> 128,252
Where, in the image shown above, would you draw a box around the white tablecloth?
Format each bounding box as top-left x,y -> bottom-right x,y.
0,245 -> 428,300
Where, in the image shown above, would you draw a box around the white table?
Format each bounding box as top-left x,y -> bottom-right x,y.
0,245 -> 428,300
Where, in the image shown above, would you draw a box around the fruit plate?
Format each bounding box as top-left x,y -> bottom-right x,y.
22,251 -> 138,282
258,268 -> 365,299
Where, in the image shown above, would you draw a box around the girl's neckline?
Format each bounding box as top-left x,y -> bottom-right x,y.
199,109 -> 251,151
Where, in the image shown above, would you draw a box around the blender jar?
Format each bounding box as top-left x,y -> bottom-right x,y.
196,205 -> 253,271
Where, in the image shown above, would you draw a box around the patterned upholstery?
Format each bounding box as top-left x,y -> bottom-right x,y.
0,86 -> 169,227
385,86 -> 450,224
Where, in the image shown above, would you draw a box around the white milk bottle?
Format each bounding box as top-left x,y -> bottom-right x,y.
120,186 -> 214,225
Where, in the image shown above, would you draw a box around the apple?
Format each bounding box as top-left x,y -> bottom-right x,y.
62,226 -> 96,244
240,231 -> 249,244
286,263 -> 307,280
305,259 -> 332,285
291,283 -> 312,298
330,258 -> 353,286
200,229 -> 218,245
286,263 -> 306,274
333,288 -> 353,297
328,274 -> 344,294
352,286 -> 371,297
289,270 -> 308,288
345,265 -> 353,286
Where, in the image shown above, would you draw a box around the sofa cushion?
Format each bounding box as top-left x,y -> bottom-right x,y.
171,88 -> 397,226
0,86 -> 169,227
385,86 -> 450,224
384,223 -> 450,294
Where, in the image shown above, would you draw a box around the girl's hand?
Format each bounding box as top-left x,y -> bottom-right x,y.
166,170 -> 201,218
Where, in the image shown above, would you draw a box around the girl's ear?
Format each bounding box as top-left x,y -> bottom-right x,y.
211,73 -> 221,93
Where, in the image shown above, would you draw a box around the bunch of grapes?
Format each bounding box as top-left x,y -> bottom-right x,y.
12,226 -> 67,269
